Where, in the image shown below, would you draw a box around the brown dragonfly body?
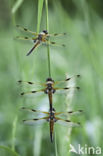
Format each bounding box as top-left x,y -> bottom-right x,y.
16,25 -> 66,56
26,30 -> 49,56
22,107 -> 82,142
19,76 -> 80,110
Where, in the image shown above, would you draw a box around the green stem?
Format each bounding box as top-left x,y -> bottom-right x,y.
12,116 -> 18,151
45,0 -> 51,78
0,146 -> 20,156
37,0 -> 44,33
55,132 -> 58,156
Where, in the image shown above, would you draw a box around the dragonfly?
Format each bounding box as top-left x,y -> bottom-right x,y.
22,107 -> 83,142
16,25 -> 66,56
18,75 -> 80,110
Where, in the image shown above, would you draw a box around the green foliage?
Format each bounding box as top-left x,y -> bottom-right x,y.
0,0 -> 103,156
0,146 -> 19,156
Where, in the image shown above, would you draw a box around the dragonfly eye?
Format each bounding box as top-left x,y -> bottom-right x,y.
52,89 -> 56,94
43,30 -> 48,34
46,77 -> 54,82
47,119 -> 50,122
44,89 -> 48,94
53,108 -> 55,112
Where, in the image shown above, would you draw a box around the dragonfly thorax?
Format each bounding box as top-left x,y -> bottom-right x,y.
45,79 -> 55,94
48,110 -> 56,122
38,34 -> 43,41
44,87 -> 55,94
38,30 -> 48,40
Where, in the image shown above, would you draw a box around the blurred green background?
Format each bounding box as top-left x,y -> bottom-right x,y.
0,0 -> 103,156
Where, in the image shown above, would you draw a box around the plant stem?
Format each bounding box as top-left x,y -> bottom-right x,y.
37,0 -> 44,33
55,132 -> 58,156
45,0 -> 51,78
12,116 -> 18,151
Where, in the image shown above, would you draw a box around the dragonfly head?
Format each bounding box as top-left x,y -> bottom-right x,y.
52,108 -> 56,112
46,77 -> 54,82
49,108 -> 56,113
43,30 -> 48,34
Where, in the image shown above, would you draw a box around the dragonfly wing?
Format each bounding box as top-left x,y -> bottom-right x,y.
16,25 -> 38,35
54,75 -> 80,85
55,117 -> 80,127
23,117 -> 49,126
45,41 -> 65,47
20,88 -> 45,96
48,33 -> 67,37
18,80 -> 46,87
55,110 -> 83,116
21,107 -> 49,114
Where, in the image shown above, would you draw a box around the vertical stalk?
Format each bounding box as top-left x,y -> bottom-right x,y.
12,116 -> 18,151
37,0 -> 44,33
55,132 -> 58,156
45,0 -> 51,78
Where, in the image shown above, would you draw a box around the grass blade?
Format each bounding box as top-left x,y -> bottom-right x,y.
45,0 -> 51,77
0,146 -> 20,156
12,0 -> 24,14
12,116 -> 18,151
37,0 -> 44,33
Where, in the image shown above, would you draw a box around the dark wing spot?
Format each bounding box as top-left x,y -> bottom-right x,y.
51,41 -> 55,44
18,80 -> 22,83
54,33 -> 58,36
79,110 -> 83,112
28,82 -> 33,84
68,111 -> 73,114
77,75 -> 80,77
64,87 -> 70,90
21,92 -> 24,95
66,78 -> 71,81
32,109 -> 36,112
32,91 -> 36,93
77,122 -> 80,125
23,120 -> 26,122
76,87 -> 80,90
33,118 -> 38,121
24,28 -> 28,31
62,44 -> 65,47
65,120 -> 70,122
24,37 -> 28,39
21,107 -> 25,109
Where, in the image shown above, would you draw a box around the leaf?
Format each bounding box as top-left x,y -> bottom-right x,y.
0,146 -> 20,156
37,0 -> 44,33
12,0 -> 24,14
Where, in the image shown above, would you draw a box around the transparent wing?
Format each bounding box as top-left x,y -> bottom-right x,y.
23,117 -> 49,126
45,40 -> 65,47
55,117 -> 80,127
16,25 -> 38,35
55,110 -> 83,116
54,86 -> 80,92
21,107 -> 49,114
48,32 -> 67,37
20,88 -> 45,96
18,80 -> 46,87
15,36 -> 37,41
54,75 -> 80,85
